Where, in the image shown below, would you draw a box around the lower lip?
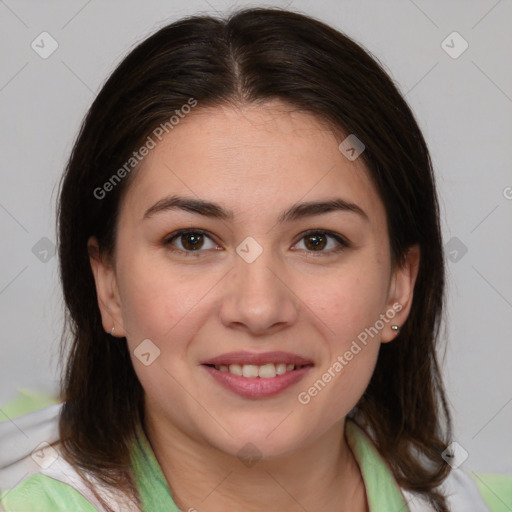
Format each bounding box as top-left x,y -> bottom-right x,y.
201,364 -> 313,399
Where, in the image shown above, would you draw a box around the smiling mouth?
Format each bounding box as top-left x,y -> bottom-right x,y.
203,362 -> 313,378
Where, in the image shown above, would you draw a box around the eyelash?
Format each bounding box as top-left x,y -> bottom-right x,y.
162,229 -> 350,258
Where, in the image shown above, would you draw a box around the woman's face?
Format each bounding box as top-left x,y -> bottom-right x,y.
89,100 -> 419,458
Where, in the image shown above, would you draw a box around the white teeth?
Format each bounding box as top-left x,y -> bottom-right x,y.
258,363 -> 276,378
276,363 -> 287,375
213,362 -> 302,378
242,364 -> 259,378
229,364 -> 243,376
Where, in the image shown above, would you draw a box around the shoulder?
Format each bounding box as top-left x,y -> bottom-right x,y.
439,467 -> 494,511
470,471 -> 512,512
1,473 -> 98,511
346,419 -> 510,512
1,401 -> 96,510
0,402 -> 139,512
403,466 -> 512,512
1,444 -> 141,512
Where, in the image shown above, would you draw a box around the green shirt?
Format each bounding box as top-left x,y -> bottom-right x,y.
1,419 -> 510,511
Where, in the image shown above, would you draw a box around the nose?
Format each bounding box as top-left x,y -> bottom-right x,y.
219,245 -> 300,336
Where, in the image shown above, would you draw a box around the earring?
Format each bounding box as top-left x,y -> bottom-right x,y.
110,326 -> 115,337
391,325 -> 400,334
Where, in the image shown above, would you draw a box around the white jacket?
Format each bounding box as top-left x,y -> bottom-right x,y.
0,403 -> 493,511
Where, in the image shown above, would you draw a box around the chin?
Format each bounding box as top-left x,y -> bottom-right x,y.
205,418 -> 310,462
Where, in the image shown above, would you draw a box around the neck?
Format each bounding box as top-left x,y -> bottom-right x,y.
144,411 -> 368,512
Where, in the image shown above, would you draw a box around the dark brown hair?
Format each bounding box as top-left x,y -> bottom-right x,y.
56,6 -> 453,511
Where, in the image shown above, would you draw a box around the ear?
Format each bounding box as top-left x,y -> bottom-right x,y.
87,236 -> 126,338
380,244 -> 420,343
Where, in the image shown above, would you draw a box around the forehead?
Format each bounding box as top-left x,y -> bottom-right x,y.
119,101 -> 386,227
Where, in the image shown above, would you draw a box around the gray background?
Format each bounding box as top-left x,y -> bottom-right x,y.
0,0 -> 511,474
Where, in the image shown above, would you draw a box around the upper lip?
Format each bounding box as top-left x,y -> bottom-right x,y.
201,351 -> 314,367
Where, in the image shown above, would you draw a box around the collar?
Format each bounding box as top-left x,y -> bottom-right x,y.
130,419 -> 410,511
345,419 -> 410,511
344,420 -> 491,512
131,425 -> 179,511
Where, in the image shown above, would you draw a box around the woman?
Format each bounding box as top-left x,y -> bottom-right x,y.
0,6 -> 503,512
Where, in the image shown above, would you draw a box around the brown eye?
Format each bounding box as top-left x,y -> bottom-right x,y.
180,232 -> 205,251
304,233 -> 328,251
164,229 -> 219,256
294,230 -> 349,256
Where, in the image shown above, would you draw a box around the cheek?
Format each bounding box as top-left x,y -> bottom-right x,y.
298,294 -> 381,428
313,347 -> 379,429
116,252 -> 225,397
116,251 -> 211,340
294,263 -> 386,415
302,263 -> 388,345
116,254 -> 213,404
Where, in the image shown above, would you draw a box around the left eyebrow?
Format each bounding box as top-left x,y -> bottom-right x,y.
142,195 -> 369,223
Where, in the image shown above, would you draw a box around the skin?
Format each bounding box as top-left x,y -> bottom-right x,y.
88,100 -> 420,512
